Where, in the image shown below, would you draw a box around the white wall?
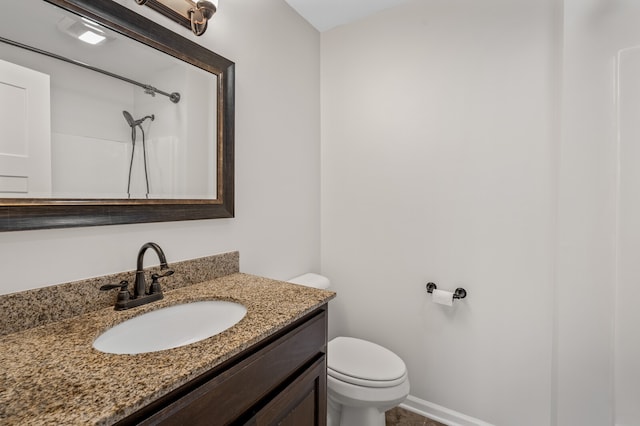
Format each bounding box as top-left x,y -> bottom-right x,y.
616,46 -> 640,425
321,1 -> 559,424
555,0 -> 617,423
557,1 -> 640,425
321,0 -> 640,425
0,0 -> 321,294
51,62 -> 133,198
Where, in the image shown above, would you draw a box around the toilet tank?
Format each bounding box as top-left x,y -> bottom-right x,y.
287,273 -> 331,290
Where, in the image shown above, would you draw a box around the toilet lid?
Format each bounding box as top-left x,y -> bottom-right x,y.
328,337 -> 407,387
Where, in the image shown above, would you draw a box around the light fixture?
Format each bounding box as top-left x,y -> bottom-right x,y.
188,1 -> 217,36
77,31 -> 106,45
57,16 -> 109,45
135,0 -> 218,37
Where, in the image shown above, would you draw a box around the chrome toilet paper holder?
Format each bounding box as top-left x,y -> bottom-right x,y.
426,282 -> 467,300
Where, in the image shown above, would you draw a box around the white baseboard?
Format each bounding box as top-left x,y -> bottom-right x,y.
400,395 -> 495,426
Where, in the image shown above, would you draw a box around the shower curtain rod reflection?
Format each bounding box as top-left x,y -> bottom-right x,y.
0,36 -> 181,104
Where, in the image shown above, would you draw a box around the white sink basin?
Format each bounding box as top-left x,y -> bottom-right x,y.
93,300 -> 247,355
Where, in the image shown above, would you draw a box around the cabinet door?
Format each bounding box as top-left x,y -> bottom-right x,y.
0,59 -> 51,196
132,309 -> 327,426
249,357 -> 327,426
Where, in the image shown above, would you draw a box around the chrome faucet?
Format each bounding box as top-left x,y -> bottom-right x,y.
100,242 -> 174,310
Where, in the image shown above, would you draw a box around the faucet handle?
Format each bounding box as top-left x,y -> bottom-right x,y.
100,280 -> 131,306
152,270 -> 174,279
149,270 -> 173,295
99,280 -> 130,291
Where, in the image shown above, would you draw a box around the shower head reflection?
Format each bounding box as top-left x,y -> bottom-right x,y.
122,110 -> 154,127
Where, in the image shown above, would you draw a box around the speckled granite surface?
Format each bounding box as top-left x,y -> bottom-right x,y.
0,251 -> 239,336
0,273 -> 335,425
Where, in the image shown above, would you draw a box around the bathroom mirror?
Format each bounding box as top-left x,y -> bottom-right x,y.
0,0 -> 234,231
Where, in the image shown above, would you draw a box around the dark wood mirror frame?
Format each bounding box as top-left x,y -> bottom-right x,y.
0,0 -> 234,232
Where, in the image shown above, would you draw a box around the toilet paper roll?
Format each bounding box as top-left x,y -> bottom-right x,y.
432,289 -> 454,306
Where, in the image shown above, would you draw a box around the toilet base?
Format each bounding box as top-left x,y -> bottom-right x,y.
340,405 -> 387,426
327,376 -> 409,426
327,396 -> 341,426
328,397 -> 388,426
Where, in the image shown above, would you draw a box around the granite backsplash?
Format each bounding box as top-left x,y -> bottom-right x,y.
0,251 -> 239,336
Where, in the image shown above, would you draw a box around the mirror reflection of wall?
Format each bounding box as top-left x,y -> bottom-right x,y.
0,0 -> 217,200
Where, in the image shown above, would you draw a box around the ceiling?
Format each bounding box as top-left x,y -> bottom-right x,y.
284,0 -> 412,32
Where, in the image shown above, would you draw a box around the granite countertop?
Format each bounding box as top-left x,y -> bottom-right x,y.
0,273 -> 335,425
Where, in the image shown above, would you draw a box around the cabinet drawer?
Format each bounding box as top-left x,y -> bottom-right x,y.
141,308 -> 327,425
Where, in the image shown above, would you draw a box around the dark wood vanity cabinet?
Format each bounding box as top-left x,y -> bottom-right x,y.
117,306 -> 328,426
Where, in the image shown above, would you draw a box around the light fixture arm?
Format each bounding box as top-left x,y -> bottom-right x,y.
188,1 -> 217,36
135,0 -> 218,37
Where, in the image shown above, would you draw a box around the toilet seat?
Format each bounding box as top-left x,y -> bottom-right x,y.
328,367 -> 408,388
328,337 -> 407,388
327,373 -> 410,407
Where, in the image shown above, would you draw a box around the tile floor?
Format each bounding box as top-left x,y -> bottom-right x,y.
385,406 -> 446,426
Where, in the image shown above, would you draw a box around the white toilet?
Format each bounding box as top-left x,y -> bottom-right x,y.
288,273 -> 410,426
